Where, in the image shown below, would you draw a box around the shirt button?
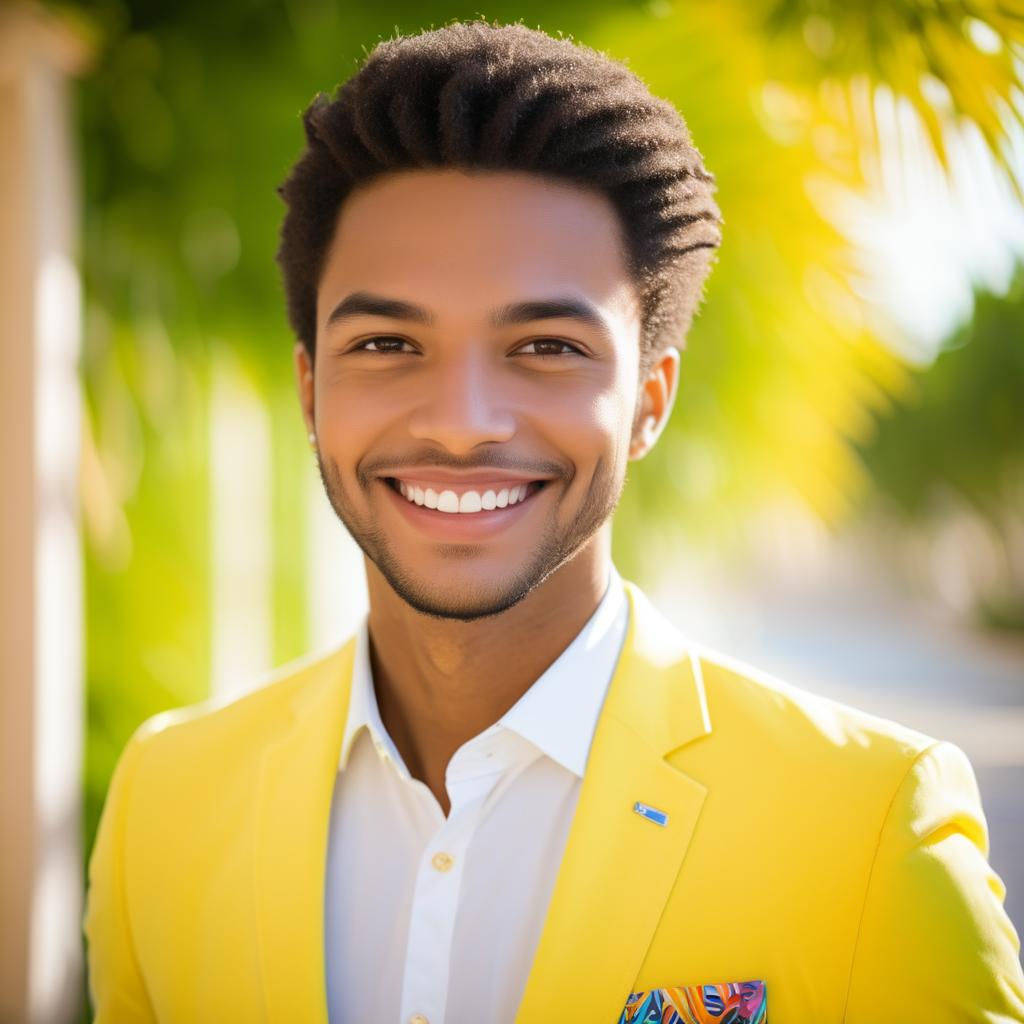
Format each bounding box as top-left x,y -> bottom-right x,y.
409,1016 -> 429,1024
431,851 -> 454,872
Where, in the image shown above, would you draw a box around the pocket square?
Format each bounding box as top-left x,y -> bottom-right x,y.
618,979 -> 766,1023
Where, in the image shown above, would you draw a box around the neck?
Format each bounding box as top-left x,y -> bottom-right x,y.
363,528 -> 612,812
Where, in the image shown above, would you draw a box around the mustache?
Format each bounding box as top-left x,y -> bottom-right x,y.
360,451 -> 568,482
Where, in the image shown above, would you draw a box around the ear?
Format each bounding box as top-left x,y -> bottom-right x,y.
293,341 -> 316,437
628,346 -> 680,461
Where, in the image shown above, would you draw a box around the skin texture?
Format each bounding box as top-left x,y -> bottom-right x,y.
294,169 -> 678,815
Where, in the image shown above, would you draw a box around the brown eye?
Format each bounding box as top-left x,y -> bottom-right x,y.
518,338 -> 584,356
353,336 -> 413,353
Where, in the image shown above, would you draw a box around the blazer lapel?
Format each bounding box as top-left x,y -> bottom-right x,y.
254,639 -> 356,1024
514,580 -> 713,1024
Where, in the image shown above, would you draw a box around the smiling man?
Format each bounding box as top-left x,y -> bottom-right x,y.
84,20 -> 1024,1024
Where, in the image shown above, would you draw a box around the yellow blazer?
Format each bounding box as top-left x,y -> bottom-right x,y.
84,580 -> 1024,1022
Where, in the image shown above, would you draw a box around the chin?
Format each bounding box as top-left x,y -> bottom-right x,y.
380,560 -> 551,622
397,588 -> 533,623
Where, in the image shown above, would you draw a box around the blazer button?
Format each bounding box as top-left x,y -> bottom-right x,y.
431,851 -> 454,872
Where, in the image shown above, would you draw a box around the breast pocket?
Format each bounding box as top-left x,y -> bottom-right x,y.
618,979 -> 766,1023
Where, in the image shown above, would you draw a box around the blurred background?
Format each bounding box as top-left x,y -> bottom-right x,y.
1,0 -> 1022,1020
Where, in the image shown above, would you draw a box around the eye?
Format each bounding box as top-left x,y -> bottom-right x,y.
350,335 -> 415,354
517,338 -> 585,357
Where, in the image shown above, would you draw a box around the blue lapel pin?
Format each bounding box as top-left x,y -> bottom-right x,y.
633,801 -> 669,827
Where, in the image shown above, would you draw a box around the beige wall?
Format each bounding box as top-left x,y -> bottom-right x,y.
0,6 -> 90,1023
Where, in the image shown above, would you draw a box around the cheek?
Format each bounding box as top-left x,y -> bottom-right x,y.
316,373 -> 389,441
535,380 -> 634,473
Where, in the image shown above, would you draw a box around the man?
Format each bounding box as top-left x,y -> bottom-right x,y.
84,20 -> 1024,1024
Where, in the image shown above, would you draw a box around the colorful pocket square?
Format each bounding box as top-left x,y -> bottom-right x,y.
618,979 -> 766,1023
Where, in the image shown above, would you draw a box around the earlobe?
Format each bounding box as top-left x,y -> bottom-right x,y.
629,414 -> 659,459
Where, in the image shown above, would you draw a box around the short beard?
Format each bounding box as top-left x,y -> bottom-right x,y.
313,451 -> 624,623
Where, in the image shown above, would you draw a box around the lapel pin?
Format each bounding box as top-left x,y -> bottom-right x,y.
633,801 -> 669,827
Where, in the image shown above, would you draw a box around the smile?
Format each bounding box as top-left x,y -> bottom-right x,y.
387,478 -> 546,514
381,476 -> 550,540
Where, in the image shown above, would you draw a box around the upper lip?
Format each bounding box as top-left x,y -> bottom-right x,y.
381,468 -> 555,486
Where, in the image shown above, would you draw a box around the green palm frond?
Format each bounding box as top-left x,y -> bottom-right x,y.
749,0 -> 1024,185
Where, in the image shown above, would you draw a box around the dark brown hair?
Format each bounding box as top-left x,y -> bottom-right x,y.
276,19 -> 721,376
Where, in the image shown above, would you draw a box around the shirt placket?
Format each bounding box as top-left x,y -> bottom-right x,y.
398,732 -> 514,1024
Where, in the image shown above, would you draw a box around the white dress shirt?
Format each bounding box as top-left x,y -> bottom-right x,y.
324,564 -> 629,1024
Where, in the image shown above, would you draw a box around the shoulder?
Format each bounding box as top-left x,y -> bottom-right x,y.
697,641 -> 934,754
123,636 -> 356,779
625,581 -> 935,778
681,638 -> 945,803
674,642 -> 995,921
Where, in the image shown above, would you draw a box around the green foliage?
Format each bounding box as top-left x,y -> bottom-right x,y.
855,262 -> 1024,632
856,267 -> 1024,523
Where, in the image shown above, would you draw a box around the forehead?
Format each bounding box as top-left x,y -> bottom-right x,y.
317,169 -> 639,324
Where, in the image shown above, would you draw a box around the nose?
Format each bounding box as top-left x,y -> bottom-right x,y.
406,348 -> 516,453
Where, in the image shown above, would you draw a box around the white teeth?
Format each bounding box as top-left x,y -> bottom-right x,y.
395,480 -> 537,513
437,490 -> 459,513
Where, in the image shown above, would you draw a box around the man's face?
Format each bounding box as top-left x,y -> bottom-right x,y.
297,168 -> 667,622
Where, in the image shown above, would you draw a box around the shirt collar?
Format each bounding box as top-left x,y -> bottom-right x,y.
338,563 -> 630,780
338,612 -> 393,772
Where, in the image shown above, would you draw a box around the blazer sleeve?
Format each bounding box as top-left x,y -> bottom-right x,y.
82,727 -> 158,1023
844,739 -> 1024,1023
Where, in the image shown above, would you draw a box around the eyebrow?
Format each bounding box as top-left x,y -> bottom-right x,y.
491,298 -> 609,334
323,290 -> 612,337
325,292 -> 434,329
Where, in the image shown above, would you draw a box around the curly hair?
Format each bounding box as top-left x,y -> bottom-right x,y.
275,20 -> 722,378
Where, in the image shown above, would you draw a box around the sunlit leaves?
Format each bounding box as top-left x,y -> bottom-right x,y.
746,0 -> 1024,185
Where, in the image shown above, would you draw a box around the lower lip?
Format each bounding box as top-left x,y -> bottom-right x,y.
381,479 -> 549,541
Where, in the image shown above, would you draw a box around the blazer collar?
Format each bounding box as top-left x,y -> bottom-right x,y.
513,579 -> 712,1023
252,578 -> 711,1023
601,579 -> 711,754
